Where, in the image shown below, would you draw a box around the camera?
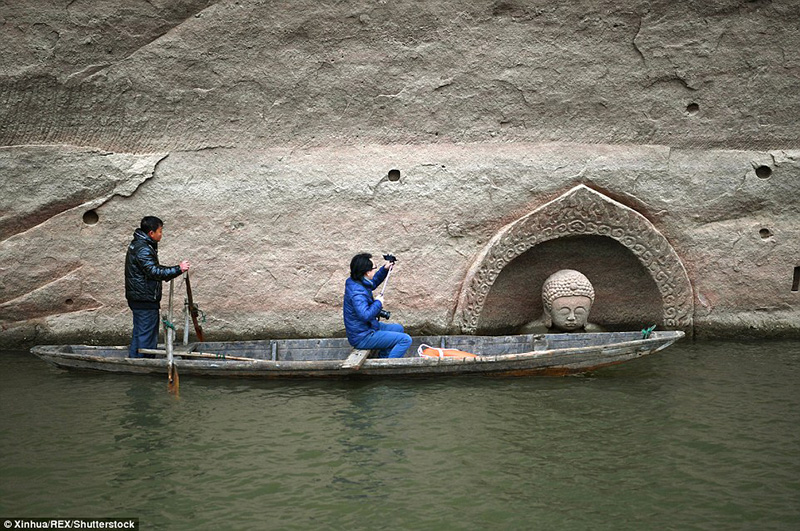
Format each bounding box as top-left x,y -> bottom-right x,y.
378,309 -> 391,320
383,253 -> 397,263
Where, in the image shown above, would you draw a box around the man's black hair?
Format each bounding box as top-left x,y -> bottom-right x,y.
140,216 -> 164,235
350,253 -> 374,281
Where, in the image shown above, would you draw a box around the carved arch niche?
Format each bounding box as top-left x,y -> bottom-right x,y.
453,185 -> 693,334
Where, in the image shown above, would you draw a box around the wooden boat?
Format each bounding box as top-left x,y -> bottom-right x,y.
30,330 -> 685,378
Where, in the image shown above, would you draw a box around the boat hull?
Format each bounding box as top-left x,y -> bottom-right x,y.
30,331 -> 685,379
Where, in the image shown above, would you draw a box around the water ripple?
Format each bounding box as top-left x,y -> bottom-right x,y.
2,340 -> 799,529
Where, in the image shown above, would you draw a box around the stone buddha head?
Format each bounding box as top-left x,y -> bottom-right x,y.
541,269 -> 596,332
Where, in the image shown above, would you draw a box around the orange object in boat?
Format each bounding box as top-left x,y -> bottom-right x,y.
417,344 -> 478,358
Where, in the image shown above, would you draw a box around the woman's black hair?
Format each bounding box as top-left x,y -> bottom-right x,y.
140,216 -> 164,234
350,253 -> 374,281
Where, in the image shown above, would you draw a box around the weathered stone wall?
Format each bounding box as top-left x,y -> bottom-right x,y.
1,0 -> 798,347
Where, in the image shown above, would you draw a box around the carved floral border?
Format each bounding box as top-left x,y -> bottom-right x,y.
454,185 -> 694,333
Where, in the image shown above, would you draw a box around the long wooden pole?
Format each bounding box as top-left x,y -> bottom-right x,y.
183,296 -> 190,345
185,271 -> 205,342
139,348 -> 256,362
167,279 -> 179,394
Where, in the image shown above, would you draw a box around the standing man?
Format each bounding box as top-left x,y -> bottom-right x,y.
125,216 -> 190,358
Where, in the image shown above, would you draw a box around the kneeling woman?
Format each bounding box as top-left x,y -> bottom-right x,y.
343,253 -> 412,358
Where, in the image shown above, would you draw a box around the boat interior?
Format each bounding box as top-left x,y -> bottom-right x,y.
59,331 -> 668,362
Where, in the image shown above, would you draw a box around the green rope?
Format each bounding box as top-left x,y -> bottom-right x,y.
641,325 -> 656,339
191,304 -> 207,323
161,316 -> 177,331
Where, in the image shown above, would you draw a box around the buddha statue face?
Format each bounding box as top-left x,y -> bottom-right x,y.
541,270 -> 596,332
547,295 -> 593,331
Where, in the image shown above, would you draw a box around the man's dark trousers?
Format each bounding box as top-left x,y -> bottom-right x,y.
129,308 -> 160,358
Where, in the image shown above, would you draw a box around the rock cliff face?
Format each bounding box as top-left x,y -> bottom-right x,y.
1,0 -> 798,346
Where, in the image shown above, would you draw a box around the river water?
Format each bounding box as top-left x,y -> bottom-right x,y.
1,340 -> 798,530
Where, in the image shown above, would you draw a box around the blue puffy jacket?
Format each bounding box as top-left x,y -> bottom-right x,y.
343,266 -> 389,346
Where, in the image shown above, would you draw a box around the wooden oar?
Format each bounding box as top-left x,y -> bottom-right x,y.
185,270 -> 205,342
167,279 -> 179,395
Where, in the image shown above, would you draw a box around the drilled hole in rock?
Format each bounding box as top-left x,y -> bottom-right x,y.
387,169 -> 401,182
759,228 -> 772,239
65,298 -> 74,305
793,267 -> 800,292
755,165 -> 772,179
686,103 -> 700,115
82,210 -> 99,225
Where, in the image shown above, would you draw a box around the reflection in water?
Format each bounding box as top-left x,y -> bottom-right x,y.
1,341 -> 799,529
117,384 -> 167,444
111,385 -> 174,492
330,382 -> 417,499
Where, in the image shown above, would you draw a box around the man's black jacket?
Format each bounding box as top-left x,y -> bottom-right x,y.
125,229 -> 182,309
